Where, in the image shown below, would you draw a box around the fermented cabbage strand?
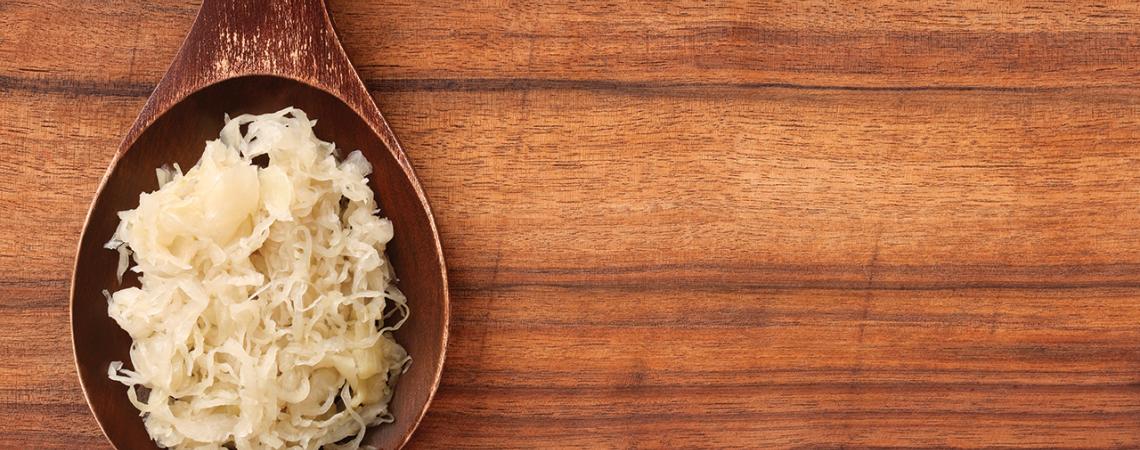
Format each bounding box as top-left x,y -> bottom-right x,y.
105,107 -> 409,450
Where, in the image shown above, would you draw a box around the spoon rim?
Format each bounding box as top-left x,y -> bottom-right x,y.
70,73 -> 449,450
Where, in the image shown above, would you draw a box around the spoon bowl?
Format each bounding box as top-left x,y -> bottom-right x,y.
70,2 -> 448,449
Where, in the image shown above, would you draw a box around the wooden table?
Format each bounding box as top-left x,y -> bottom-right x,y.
5,1 -> 1140,448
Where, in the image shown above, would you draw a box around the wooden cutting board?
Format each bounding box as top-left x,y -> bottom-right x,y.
3,1 -> 1140,448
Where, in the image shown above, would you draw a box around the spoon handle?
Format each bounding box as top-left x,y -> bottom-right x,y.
182,0 -> 348,86
131,0 -> 382,143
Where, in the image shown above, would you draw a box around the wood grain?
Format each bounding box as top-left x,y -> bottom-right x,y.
4,0 -> 1140,448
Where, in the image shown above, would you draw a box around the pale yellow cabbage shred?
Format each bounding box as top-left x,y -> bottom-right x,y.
105,107 -> 409,450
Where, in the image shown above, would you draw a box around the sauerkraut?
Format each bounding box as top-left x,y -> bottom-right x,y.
104,107 -> 409,450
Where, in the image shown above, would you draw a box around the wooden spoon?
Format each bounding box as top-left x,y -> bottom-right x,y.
69,0 -> 449,448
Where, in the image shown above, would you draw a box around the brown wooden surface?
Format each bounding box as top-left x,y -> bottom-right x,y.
4,0 -> 1140,448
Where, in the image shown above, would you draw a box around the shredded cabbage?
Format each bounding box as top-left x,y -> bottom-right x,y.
105,107 -> 410,450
